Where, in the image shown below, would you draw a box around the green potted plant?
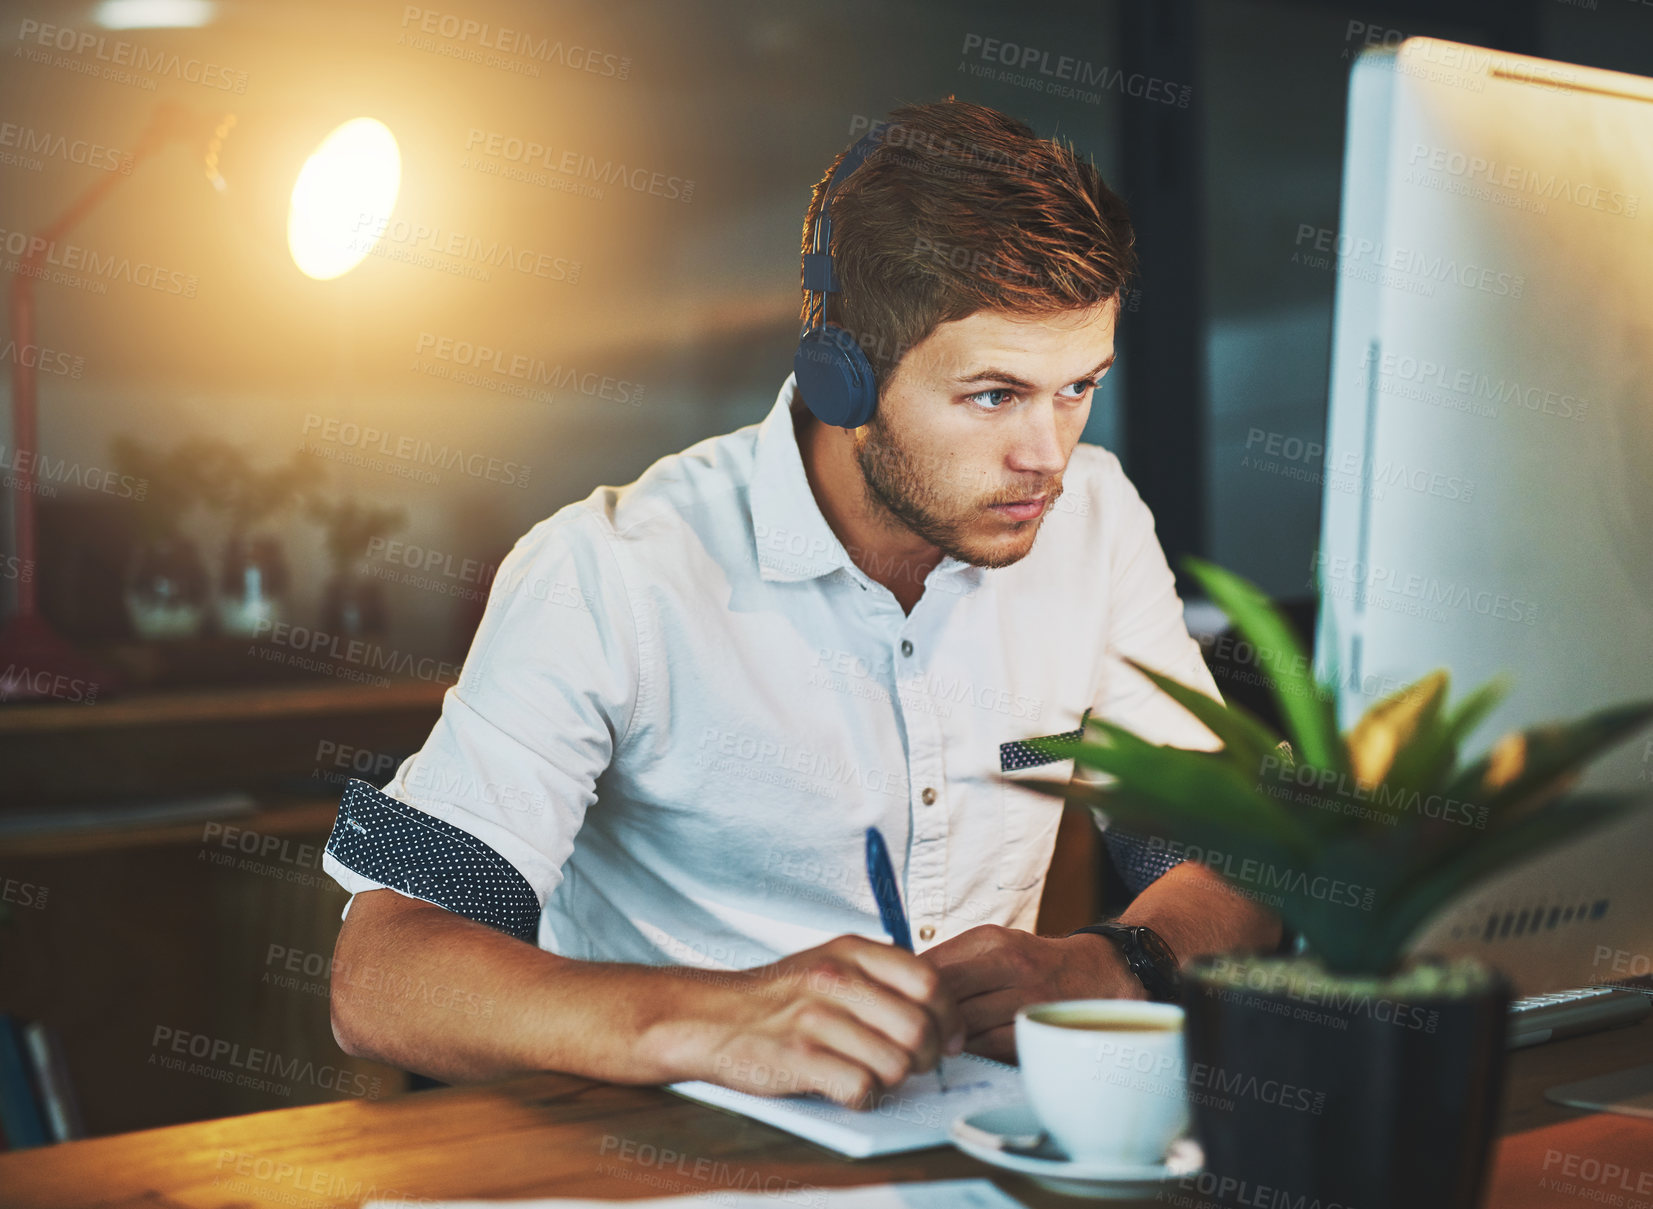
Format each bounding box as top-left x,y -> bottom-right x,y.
1022,557 -> 1653,1209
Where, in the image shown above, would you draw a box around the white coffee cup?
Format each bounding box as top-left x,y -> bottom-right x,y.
1013,998 -> 1189,1165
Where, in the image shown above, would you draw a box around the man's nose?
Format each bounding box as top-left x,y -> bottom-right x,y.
1006,404 -> 1067,477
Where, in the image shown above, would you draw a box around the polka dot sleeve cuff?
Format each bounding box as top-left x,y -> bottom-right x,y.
324,778 -> 543,944
1102,823 -> 1187,896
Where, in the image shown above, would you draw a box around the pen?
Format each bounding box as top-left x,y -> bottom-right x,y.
864,826 -> 948,1092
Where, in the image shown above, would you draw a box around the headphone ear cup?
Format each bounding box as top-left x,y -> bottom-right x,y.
794,325 -> 878,429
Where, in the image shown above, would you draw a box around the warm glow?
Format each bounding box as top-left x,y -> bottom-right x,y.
287,118 -> 401,281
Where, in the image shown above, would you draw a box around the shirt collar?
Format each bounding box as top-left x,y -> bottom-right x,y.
750,374 -> 984,590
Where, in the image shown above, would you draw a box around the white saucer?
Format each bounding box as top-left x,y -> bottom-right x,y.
949,1102 -> 1203,1199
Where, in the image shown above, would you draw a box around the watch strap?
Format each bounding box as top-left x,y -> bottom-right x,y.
1068,923 -> 1182,1003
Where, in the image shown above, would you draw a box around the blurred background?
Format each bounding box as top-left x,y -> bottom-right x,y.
1,0 -> 1650,1142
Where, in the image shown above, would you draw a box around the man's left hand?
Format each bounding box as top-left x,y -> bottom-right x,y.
921,925 -> 1143,1063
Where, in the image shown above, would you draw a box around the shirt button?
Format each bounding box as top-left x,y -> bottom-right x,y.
918,924 -> 936,941
900,639 -> 914,657
921,787 -> 937,805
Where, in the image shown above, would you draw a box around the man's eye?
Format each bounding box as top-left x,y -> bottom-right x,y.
967,388 -> 1016,410
1059,377 -> 1099,400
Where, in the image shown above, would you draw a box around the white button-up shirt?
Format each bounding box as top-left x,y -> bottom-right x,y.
322,373 -> 1218,970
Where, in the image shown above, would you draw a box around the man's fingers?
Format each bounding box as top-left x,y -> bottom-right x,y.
730,1044 -> 882,1111
921,925 -> 1008,971
965,1022 -> 1017,1065
930,943 -> 1020,1002
791,1001 -> 916,1091
829,939 -> 963,1054
958,986 -> 1026,1040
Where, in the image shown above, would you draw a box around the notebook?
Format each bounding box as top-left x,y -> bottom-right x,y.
665,1052 -> 1024,1158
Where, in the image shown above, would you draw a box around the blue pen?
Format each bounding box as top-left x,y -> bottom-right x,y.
864,826 -> 948,1091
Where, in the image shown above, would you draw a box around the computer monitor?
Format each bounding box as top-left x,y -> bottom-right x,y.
1314,37 -> 1653,993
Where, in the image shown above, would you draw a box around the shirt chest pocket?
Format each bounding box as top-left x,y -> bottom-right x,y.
995,708 -> 1090,890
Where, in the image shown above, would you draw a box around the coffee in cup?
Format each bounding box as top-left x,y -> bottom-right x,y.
1013,998 -> 1188,1165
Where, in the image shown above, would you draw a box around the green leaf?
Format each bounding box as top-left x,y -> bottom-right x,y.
1029,717 -> 1315,861
1121,656 -> 1285,774
1184,556 -> 1347,775
1349,670 -> 1448,789
1448,700 -> 1653,820
1017,774 -> 1304,891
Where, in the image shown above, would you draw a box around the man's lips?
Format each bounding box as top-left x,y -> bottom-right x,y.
990,495 -> 1048,520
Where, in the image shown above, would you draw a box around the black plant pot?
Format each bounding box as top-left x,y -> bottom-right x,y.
1181,957 -> 1511,1209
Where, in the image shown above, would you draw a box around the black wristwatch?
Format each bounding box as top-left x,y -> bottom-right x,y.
1068,923 -> 1182,1003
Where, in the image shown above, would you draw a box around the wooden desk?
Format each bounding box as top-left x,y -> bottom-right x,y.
3,1015 -> 1649,1208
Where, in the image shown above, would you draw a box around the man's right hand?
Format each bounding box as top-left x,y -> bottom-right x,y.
656,935 -> 965,1110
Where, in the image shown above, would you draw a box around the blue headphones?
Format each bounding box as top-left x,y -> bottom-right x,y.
794,122 -> 893,429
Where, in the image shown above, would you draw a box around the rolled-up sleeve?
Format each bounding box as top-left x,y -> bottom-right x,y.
1086,461 -> 1223,894
321,505 -> 641,943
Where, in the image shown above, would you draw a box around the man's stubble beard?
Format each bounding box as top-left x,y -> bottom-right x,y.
852,408 -> 1057,571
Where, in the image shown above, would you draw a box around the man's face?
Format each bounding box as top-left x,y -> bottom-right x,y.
853,299 -> 1116,570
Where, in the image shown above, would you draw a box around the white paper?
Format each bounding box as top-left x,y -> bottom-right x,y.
364,1178 -> 1028,1209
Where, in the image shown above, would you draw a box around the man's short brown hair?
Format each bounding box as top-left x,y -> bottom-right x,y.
798,97 -> 1137,391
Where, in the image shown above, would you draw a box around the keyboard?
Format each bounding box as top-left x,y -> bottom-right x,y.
1507,985 -> 1652,1048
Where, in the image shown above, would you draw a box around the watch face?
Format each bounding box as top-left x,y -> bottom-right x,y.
1136,927 -> 1178,971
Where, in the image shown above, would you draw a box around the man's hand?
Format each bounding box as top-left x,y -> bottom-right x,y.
655,935 -> 966,1110
922,925 -> 1140,1062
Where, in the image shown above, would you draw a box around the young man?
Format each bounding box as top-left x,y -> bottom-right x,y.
324,98 -> 1279,1108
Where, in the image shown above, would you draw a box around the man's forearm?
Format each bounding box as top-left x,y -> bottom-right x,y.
1062,860 -> 1284,998
1117,859 -> 1282,965
330,889 -> 729,1086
